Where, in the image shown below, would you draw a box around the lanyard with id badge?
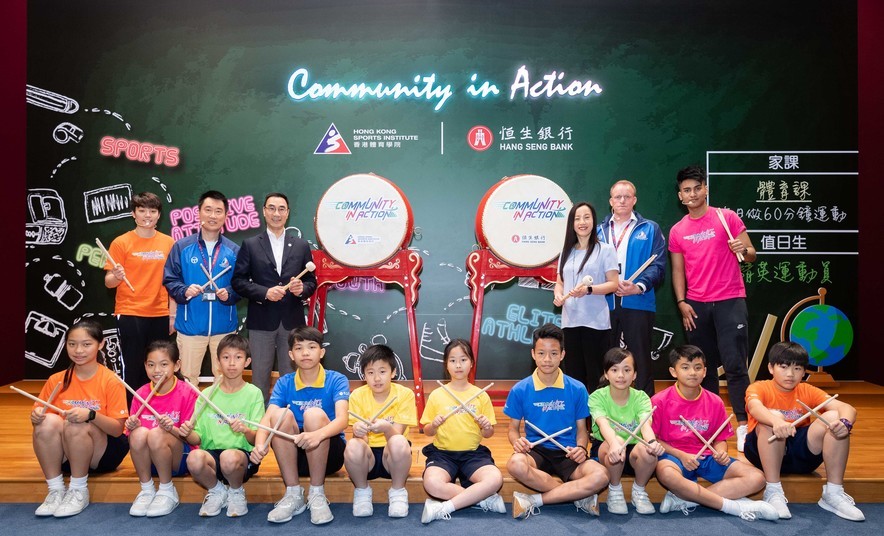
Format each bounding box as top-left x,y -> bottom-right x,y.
199,239 -> 221,301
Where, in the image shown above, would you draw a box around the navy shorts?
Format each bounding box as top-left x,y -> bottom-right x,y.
296,435 -> 346,477
743,427 -> 824,474
590,439 -> 637,477
658,452 -> 734,484
422,444 -> 495,484
366,446 -> 393,480
62,433 -> 129,475
528,445 -> 580,482
151,443 -> 192,477
205,448 -> 260,485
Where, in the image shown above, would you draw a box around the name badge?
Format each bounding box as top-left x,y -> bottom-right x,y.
201,292 -> 217,302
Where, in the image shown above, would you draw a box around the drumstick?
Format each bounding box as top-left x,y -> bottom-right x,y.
767,394 -> 838,443
715,209 -> 744,262
132,374 -> 168,419
282,261 -> 317,291
112,373 -> 163,420
691,414 -> 733,460
240,418 -> 300,442
370,395 -> 399,421
528,426 -> 572,448
183,378 -> 234,425
349,411 -> 372,425
38,382 -> 63,416
562,275 -> 594,303
525,420 -> 569,453
796,399 -> 834,428
441,383 -> 494,420
187,265 -> 233,301
627,254 -> 658,283
679,414 -> 720,458
438,381 -> 480,419
190,377 -> 221,422
261,404 -> 292,450
610,420 -> 655,450
96,238 -> 136,291
11,385 -> 66,414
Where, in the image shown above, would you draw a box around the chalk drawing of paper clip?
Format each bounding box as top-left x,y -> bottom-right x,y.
25,311 -> 68,368
26,84 -> 79,114
26,189 -> 68,245
103,329 -> 124,376
53,122 -> 84,144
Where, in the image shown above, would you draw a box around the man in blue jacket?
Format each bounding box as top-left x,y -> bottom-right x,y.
597,180 -> 666,397
163,190 -> 241,386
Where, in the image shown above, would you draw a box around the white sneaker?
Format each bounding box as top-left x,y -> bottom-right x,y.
736,424 -> 748,453
476,493 -> 506,513
735,497 -> 779,521
53,488 -> 89,518
129,489 -> 156,517
512,492 -> 540,520
819,488 -> 865,522
763,488 -> 792,519
421,499 -> 451,524
146,487 -> 179,517
267,489 -> 306,523
35,489 -> 65,517
387,488 -> 409,518
226,487 -> 248,517
353,487 -> 373,517
198,486 -> 228,517
659,491 -> 697,516
606,487 -> 628,515
631,486 -> 655,515
308,494 -> 334,525
574,494 -> 600,516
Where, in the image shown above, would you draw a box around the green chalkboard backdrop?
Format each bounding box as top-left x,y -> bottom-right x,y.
25,1 -> 858,386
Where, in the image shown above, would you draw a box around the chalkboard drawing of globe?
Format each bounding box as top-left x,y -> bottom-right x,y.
789,304 -> 853,367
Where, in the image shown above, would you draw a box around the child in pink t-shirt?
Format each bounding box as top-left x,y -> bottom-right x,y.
652,345 -> 776,522
125,340 -> 199,517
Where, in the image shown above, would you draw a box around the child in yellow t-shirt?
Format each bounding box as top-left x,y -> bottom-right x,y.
344,344 -> 417,518
419,339 -> 504,523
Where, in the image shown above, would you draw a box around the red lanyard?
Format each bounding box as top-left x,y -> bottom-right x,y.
610,220 -> 632,250
197,235 -> 221,274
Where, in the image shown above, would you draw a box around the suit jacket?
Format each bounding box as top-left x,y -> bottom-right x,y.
232,229 -> 317,331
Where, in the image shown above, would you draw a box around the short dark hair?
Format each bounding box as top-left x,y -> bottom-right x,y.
289,325 -> 324,349
198,190 -> 229,211
360,344 -> 398,374
217,333 -> 250,357
532,323 -> 564,349
131,191 -> 162,211
668,344 -> 706,366
676,165 -> 707,189
263,192 -> 289,208
768,341 -> 809,368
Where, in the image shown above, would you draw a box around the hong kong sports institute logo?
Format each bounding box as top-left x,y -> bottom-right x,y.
314,123 -> 352,155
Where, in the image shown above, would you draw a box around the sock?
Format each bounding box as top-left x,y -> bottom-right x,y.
210,481 -> 226,494
69,475 -> 88,490
632,483 -> 646,494
766,481 -> 783,493
825,483 -> 844,495
354,486 -> 372,498
158,481 -> 174,492
609,483 -> 623,492
46,475 -> 65,492
720,498 -> 740,516
229,486 -> 244,494
309,485 -> 325,499
389,487 -> 406,494
287,485 -> 303,497
140,480 -> 155,492
531,493 -> 544,507
440,500 -> 455,515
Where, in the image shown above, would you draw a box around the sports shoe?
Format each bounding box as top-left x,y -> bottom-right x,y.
308,494 -> 334,525
226,487 -> 248,517
512,492 -> 539,520
421,499 -> 451,524
574,494 -> 600,516
53,488 -> 89,518
129,489 -> 156,517
763,488 -> 792,519
606,487 -> 628,515
819,488 -> 865,522
353,487 -> 373,517
659,491 -> 697,516
198,486 -> 228,517
476,493 -> 506,513
735,497 -> 779,521
35,489 -> 65,517
736,424 -> 748,453
631,486 -> 655,515
146,487 -> 179,517
387,488 -> 409,518
267,489 -> 306,523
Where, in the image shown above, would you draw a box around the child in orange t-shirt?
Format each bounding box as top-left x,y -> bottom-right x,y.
745,341 -> 863,522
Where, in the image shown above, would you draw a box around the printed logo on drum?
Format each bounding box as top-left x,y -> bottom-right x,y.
314,123 -> 352,155
345,234 -> 357,245
511,235 -> 520,243
467,125 -> 493,151
498,198 -> 568,221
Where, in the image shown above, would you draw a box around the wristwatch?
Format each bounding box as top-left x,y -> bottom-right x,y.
86,409 -> 97,423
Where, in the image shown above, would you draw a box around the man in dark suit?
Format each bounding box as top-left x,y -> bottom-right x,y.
232,192 -> 317,401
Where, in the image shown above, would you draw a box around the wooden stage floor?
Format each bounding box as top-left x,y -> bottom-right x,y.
2,380 -> 882,504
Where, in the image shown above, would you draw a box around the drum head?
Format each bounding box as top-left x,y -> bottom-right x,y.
476,174 -> 571,268
315,173 -> 413,268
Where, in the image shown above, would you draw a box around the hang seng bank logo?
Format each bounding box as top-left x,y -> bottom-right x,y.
467,125 -> 493,151
314,123 -> 352,155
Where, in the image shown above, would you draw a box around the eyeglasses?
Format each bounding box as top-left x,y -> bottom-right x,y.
264,206 -> 289,213
611,195 -> 634,201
